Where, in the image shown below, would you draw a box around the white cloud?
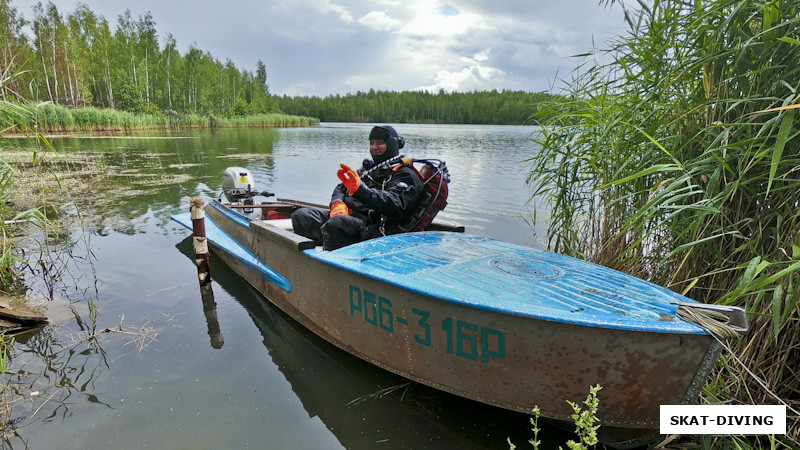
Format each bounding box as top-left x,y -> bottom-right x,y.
270,0 -> 353,23
414,48 -> 505,92
472,48 -> 490,62
358,11 -> 402,31
372,1 -> 500,92
9,0 -> 628,96
327,2 -> 354,23
399,2 -> 488,39
429,66 -> 504,92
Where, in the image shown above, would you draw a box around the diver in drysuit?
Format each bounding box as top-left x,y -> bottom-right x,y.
291,125 -> 423,250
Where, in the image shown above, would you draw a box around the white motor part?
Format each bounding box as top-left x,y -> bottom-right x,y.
222,167 -> 255,202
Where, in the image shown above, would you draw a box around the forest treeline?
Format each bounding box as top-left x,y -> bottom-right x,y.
1,0 -> 551,125
275,90 -> 555,125
0,0 -> 278,116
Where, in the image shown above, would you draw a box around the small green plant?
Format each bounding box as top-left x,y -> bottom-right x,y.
508,406 -> 541,449
508,387 -> 601,450
564,385 -> 602,450
529,406 -> 542,449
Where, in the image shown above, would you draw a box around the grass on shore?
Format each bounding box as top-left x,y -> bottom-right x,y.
3,103 -> 319,134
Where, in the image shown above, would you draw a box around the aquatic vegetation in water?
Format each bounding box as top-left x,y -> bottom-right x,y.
0,305 -> 175,443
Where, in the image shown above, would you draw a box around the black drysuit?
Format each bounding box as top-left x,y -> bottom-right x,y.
292,160 -> 423,250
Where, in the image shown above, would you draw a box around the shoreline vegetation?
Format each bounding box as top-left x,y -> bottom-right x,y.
528,0 -> 799,448
275,89 -> 555,125
10,103 -> 319,134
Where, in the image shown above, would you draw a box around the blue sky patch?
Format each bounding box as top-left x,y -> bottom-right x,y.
439,5 -> 460,16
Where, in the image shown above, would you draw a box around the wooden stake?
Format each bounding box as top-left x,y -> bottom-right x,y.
189,197 -> 211,285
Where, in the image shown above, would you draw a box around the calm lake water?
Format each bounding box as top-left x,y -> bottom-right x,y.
6,123 -> 575,449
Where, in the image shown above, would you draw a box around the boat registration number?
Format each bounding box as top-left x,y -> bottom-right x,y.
348,285 -> 506,364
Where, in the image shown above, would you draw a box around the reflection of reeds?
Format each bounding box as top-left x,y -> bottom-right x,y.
0,308 -> 174,444
0,337 -> 11,436
347,381 -> 414,406
528,1 -> 799,445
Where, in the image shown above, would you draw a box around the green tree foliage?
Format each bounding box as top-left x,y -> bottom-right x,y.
0,1 -> 278,116
0,0 -> 33,101
115,82 -> 144,113
0,2 -> 551,124
276,89 -> 555,125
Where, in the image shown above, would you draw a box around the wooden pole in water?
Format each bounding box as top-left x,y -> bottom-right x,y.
189,197 -> 211,285
188,197 -> 221,348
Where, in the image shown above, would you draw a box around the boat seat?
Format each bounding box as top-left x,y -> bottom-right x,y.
262,218 -> 293,231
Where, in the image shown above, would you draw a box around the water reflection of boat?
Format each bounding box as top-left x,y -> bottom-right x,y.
171,196 -> 746,448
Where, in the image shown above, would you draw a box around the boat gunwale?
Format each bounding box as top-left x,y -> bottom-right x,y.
174,202 -> 292,291
201,199 -> 710,336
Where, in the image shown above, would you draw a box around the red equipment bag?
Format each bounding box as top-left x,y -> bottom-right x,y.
398,159 -> 450,232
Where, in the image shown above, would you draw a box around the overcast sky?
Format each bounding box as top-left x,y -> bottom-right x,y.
10,0 -> 627,97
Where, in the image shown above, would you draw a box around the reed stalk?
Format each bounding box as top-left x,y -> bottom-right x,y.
0,340 -> 9,434
528,0 -> 799,444
0,76 -> 38,291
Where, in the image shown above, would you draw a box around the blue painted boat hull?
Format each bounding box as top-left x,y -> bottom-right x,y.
172,199 -> 722,444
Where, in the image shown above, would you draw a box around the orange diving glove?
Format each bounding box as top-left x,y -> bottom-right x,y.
337,164 -> 362,195
329,201 -> 349,217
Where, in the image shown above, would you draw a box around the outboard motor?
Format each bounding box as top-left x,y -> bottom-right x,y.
222,167 -> 255,203
221,167 -> 274,212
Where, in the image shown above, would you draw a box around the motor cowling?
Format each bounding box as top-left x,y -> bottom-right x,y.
222,167 -> 255,203
220,167 -> 276,205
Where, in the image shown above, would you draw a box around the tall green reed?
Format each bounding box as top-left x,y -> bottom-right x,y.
1,75 -> 39,290
528,0 -> 799,442
26,104 -> 318,132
